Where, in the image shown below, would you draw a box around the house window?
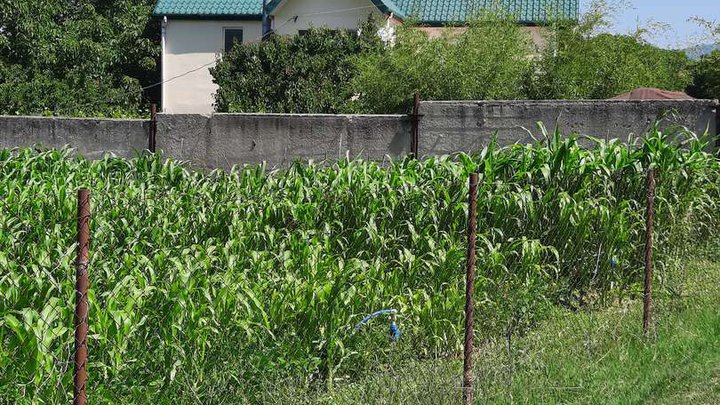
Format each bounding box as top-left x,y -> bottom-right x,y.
224,28 -> 244,52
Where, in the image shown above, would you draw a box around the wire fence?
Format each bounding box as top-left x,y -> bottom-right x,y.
1,141 -> 718,403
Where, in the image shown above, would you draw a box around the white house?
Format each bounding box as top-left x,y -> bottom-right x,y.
153,0 -> 579,113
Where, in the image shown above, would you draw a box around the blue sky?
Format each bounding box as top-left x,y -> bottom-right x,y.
580,0 -> 720,49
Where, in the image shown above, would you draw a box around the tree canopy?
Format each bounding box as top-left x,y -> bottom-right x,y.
1,1 -> 716,117
527,30 -> 691,100
349,13 -> 534,114
213,8 -> 695,114
687,50 -> 720,100
0,0 -> 159,116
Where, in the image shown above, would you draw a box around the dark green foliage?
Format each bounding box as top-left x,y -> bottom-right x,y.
212,12 -> 536,115
211,19 -> 382,114
0,1 -> 159,117
687,50 -> 720,100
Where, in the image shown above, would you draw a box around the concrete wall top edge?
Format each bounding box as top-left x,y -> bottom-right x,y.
191,113 -> 409,119
157,113 -> 212,119
0,115 -> 148,123
421,99 -> 720,106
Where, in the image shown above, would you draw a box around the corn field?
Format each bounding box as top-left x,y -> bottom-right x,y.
1,126 -> 719,403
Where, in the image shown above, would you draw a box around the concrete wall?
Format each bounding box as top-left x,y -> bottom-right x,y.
162,19 -> 263,114
271,0 -> 383,35
419,100 -> 719,156
1,100 -> 716,169
156,113 -> 410,170
0,116 -> 148,159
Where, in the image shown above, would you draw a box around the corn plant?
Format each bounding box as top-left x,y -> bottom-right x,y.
1,127 -> 718,402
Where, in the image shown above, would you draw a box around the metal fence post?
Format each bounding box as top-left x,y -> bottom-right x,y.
149,103 -> 157,153
715,104 -> 720,151
74,189 -> 91,405
410,94 -> 422,158
463,173 -> 479,404
643,168 -> 655,337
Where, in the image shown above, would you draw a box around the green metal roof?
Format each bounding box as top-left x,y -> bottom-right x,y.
154,0 -> 579,24
369,0 -> 579,25
153,0 -> 263,17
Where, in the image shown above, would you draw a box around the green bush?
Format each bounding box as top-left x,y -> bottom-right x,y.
527,27 -> 692,99
349,12 -> 534,113
687,50 -> 720,100
213,7 -> 693,113
211,19 -> 382,114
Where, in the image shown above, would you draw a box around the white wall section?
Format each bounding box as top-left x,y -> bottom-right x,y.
272,0 -> 383,35
162,19 -> 262,114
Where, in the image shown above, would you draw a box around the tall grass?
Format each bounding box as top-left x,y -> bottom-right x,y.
1,127 -> 718,402
302,258 -> 720,404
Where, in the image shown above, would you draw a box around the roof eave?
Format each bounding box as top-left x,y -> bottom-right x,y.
152,12 -> 263,20
266,0 -> 407,19
266,0 -> 283,13
412,19 -> 577,27
368,0 -> 407,20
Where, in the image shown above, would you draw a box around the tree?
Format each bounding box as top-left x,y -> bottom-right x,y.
349,12 -> 534,114
690,17 -> 720,44
527,32 -> 691,100
0,1 -> 159,117
686,17 -> 720,100
211,19 -> 382,114
527,1 -> 691,100
687,51 -> 720,100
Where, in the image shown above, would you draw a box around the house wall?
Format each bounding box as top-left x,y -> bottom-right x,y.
417,26 -> 546,50
162,19 -> 262,114
271,0 -> 384,35
523,26 -> 547,51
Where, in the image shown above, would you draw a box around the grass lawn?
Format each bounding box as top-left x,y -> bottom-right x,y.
300,258 -> 720,404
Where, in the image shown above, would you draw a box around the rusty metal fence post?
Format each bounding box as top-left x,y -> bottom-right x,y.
409,94 -> 423,158
643,168 -> 655,337
74,189 -> 91,405
715,103 -> 720,150
463,173 -> 479,404
149,103 -> 157,153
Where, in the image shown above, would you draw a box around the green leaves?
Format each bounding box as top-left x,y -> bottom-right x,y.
349,12 -> 534,114
687,50 -> 720,100
527,19 -> 692,100
214,7 -> 700,115
0,0 -> 158,117
212,18 -> 382,114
